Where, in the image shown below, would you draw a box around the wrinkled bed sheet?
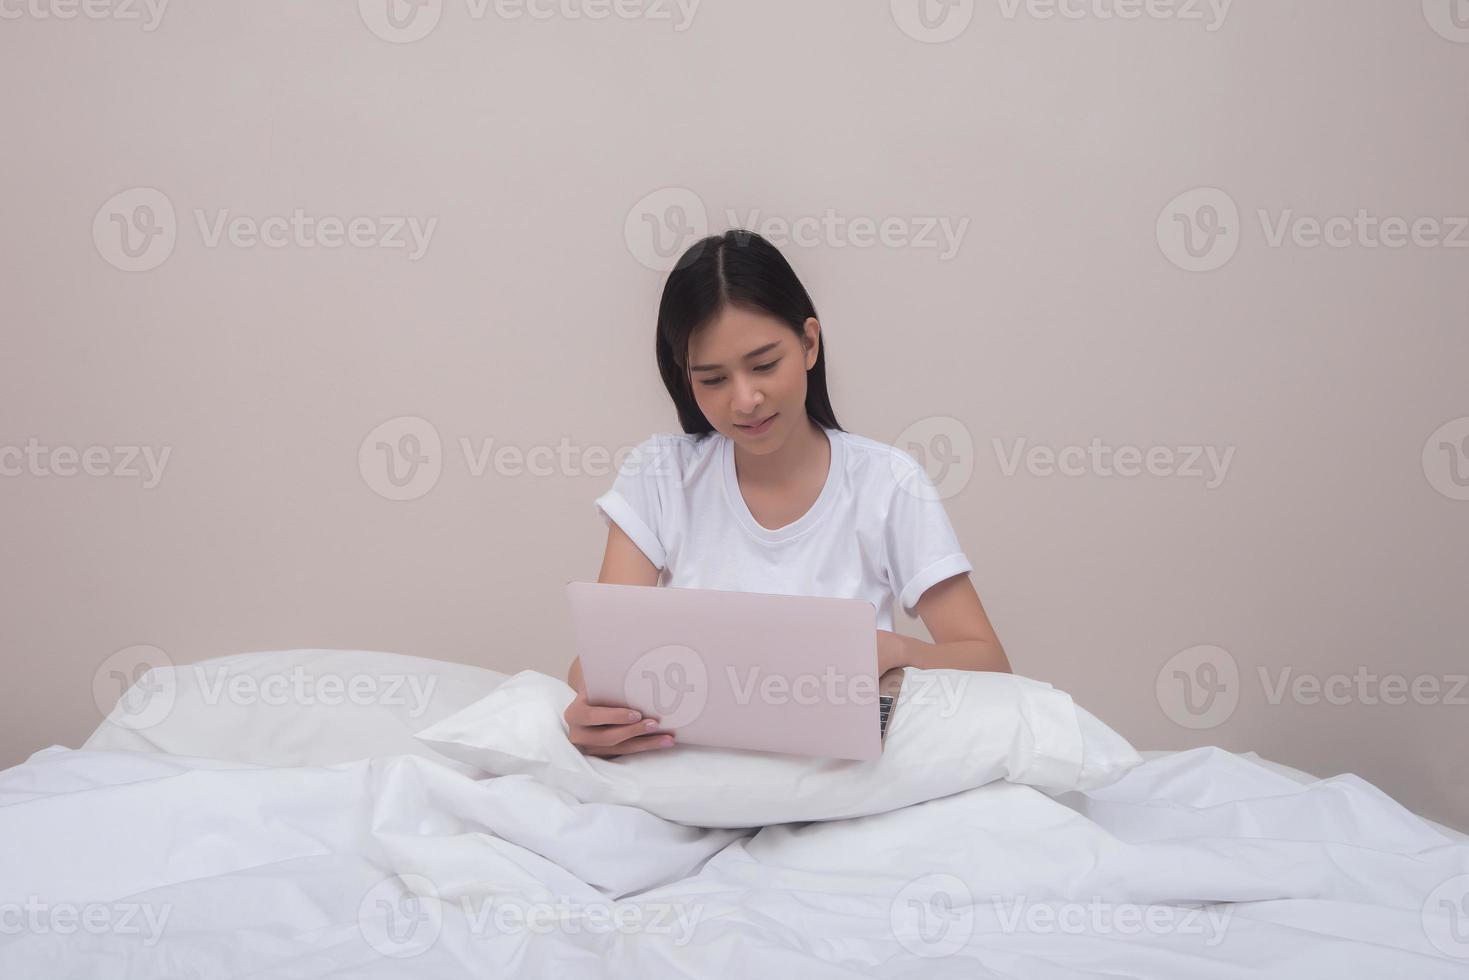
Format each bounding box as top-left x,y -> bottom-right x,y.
2,743 -> 1466,978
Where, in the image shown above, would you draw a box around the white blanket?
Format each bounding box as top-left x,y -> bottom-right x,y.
2,743 -> 1466,978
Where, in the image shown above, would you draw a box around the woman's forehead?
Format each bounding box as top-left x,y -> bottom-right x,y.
689,309 -> 785,357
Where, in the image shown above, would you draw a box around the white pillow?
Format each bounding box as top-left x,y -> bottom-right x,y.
83,648 -> 509,774
414,668 -> 1142,828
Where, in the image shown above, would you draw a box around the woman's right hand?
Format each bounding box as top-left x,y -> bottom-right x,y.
564,687 -> 677,757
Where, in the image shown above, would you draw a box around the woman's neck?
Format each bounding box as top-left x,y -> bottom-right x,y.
732,414 -> 830,488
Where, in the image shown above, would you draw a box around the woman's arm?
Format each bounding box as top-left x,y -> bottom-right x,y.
878,630 -> 1010,673
567,520 -> 663,689
563,522 -> 671,756
877,572 -> 1011,674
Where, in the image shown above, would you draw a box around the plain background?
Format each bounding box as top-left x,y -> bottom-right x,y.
1,0 -> 1465,830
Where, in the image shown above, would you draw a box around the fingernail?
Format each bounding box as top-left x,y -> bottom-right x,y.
661,736 -> 674,746
643,719 -> 657,729
627,711 -> 640,721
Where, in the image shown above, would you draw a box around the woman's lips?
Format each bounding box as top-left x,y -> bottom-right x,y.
736,413 -> 777,433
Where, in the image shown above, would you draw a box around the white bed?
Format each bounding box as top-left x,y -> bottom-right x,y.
3,650 -> 1466,978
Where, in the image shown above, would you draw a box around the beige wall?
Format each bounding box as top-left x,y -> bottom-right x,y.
2,0 -> 1465,829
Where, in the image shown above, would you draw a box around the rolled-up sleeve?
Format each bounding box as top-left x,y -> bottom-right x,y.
594,437 -> 670,570
883,458 -> 973,616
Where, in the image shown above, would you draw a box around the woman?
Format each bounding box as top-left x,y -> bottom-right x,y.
566,229 -> 1010,757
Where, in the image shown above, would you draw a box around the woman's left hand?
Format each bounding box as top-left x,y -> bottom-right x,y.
875,629 -> 907,675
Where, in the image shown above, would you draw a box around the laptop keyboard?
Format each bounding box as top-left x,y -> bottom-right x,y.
879,694 -> 895,738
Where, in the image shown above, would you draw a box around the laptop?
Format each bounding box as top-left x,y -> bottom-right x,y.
566,580 -> 894,761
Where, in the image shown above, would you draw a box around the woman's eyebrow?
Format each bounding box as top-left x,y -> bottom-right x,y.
690,342 -> 780,373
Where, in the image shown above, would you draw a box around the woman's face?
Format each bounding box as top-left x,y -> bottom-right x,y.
686,307 -> 821,451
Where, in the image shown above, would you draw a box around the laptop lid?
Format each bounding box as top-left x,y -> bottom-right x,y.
566,580 -> 883,761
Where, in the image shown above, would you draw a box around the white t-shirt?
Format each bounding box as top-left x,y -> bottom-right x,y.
593,426 -> 973,632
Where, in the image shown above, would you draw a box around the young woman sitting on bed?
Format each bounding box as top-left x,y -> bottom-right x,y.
565,229 -> 1011,757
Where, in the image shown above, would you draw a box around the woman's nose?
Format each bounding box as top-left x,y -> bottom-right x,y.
733,386 -> 764,414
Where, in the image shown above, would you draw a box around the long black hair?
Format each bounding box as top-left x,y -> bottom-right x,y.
654,229 -> 843,439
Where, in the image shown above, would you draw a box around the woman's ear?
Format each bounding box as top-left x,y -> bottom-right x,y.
803,317 -> 821,369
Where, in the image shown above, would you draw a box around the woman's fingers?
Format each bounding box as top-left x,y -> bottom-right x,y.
565,690 -> 647,728
575,704 -> 648,728
563,689 -> 676,755
575,717 -> 665,748
580,732 -> 676,757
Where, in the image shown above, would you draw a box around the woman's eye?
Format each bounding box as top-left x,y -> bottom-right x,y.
700,361 -> 778,387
